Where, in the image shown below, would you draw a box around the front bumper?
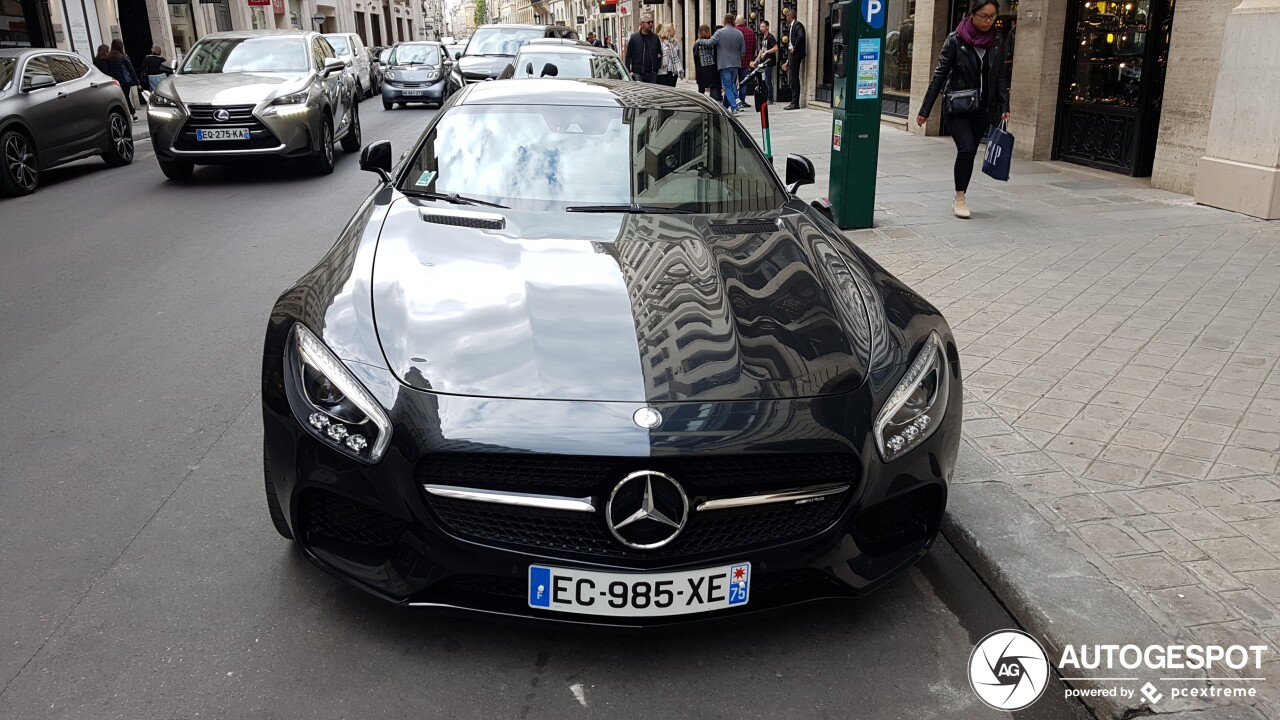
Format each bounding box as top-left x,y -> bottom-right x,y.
261,351 -> 963,626
382,78 -> 447,103
147,101 -> 319,164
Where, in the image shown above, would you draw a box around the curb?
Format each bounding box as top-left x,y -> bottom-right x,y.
942,444 -> 1267,720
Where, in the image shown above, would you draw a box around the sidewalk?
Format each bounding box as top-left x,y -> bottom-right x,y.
746,105 -> 1280,719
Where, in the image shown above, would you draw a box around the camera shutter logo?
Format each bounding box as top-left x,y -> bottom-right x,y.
968,630 -> 1050,711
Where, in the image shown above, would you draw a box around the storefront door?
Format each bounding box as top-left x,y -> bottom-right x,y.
1053,0 -> 1175,176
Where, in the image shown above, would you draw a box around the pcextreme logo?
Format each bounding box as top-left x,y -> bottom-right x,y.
968,631 -> 1270,709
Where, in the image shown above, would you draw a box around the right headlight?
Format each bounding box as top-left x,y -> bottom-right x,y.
873,331 -> 950,462
149,92 -> 180,108
272,90 -> 310,105
289,324 -> 393,463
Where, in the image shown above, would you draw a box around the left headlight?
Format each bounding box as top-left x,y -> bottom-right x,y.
290,324 -> 392,463
873,331 -> 950,463
272,90 -> 310,105
149,92 -> 180,108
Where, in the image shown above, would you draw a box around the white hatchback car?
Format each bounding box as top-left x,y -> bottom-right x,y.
323,33 -> 373,97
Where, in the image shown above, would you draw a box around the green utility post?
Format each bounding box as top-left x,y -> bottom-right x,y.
827,0 -> 886,229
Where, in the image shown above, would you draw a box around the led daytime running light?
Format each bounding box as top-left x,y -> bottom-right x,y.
874,331 -> 947,461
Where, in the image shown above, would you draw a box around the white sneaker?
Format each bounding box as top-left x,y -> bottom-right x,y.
953,195 -> 971,219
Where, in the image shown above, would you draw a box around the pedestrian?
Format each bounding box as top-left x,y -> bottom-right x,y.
916,0 -> 1010,219
751,20 -> 778,104
606,36 -> 616,52
94,43 -> 137,120
781,7 -> 806,110
735,15 -> 756,108
138,45 -> 173,93
656,22 -> 684,88
111,40 -> 140,118
694,14 -> 747,113
693,24 -> 721,104
625,13 -> 662,83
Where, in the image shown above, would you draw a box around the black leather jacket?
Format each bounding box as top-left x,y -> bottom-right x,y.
918,32 -> 1009,120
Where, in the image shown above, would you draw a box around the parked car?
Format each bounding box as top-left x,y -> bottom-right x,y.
381,42 -> 456,109
322,32 -> 374,97
497,42 -> 628,80
366,47 -> 383,94
0,48 -> 133,196
451,24 -> 579,85
148,30 -> 361,181
261,79 -> 963,624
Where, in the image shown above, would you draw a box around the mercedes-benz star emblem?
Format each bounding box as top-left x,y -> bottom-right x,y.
213,109 -> 230,122
606,471 -> 688,550
632,407 -> 662,429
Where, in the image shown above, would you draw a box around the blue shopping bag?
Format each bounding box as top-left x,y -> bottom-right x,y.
982,121 -> 1014,182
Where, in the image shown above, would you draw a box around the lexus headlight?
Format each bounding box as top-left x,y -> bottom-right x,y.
290,324 -> 392,463
874,331 -> 950,462
272,90 -> 309,105
149,92 -> 180,108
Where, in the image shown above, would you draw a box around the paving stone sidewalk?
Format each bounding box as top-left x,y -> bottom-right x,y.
743,104 -> 1280,717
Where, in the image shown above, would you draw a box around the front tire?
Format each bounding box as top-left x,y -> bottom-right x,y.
1,128 -> 39,196
340,101 -> 361,153
308,118 -> 335,175
159,158 -> 194,182
102,111 -> 134,167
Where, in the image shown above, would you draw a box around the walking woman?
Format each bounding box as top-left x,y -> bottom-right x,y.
656,23 -> 684,87
94,44 -> 137,120
693,25 -> 721,103
916,0 -> 1009,219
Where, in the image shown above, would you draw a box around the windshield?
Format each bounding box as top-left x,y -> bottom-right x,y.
180,38 -> 310,73
398,105 -> 786,213
464,27 -> 546,57
514,51 -> 627,79
390,44 -> 440,65
0,58 -> 13,92
325,36 -> 350,55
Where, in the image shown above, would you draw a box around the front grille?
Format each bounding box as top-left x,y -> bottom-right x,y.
300,488 -> 407,550
428,487 -> 847,561
417,452 -> 856,494
174,103 -> 279,151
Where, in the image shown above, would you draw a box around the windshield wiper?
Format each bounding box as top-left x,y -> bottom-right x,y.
404,190 -> 508,208
566,204 -> 696,215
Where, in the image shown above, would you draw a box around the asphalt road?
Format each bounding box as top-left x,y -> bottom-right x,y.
0,100 -> 1091,720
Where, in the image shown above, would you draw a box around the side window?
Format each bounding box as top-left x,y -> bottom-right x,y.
48,55 -> 88,84
21,55 -> 53,86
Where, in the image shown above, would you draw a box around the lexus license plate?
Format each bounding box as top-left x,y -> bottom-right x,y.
528,562 -> 750,617
196,128 -> 250,141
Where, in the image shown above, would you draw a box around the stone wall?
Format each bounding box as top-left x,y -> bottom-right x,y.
1150,0 -> 1233,194
1005,0 -> 1067,159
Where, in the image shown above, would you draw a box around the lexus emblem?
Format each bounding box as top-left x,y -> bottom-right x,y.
632,407 -> 662,429
213,108 -> 230,122
606,471 -> 688,550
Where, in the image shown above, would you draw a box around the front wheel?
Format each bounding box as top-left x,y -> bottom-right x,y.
307,118 -> 335,175
0,128 -> 39,196
340,101 -> 361,153
102,111 -> 134,167
158,158 -> 193,182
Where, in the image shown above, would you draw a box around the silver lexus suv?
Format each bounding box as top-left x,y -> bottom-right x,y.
147,30 -> 361,181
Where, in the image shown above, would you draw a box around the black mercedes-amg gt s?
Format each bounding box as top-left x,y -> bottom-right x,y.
261,79 -> 963,625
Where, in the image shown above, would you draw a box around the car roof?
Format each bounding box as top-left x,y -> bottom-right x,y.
0,48 -> 81,60
517,44 -> 619,57
458,79 -> 725,113
199,30 -> 314,40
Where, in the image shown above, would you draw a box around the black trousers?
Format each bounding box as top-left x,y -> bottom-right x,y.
786,57 -> 802,105
948,110 -> 991,192
656,74 -> 677,87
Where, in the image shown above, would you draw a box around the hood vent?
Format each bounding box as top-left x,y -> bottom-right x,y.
709,220 -> 780,235
419,209 -> 506,230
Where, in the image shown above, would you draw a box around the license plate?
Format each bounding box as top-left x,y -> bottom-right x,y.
196,128 -> 250,141
402,90 -> 424,96
528,562 -> 750,617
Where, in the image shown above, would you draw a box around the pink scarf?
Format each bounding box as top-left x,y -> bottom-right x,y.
956,17 -> 996,49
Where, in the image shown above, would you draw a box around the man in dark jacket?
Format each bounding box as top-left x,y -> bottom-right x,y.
625,13 -> 662,83
782,8 -> 806,110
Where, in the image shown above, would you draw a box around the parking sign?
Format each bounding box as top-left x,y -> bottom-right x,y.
861,0 -> 884,29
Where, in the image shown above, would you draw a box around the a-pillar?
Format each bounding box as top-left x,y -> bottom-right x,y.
1194,0 -> 1280,219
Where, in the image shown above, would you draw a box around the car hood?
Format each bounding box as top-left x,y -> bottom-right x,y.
164,72 -> 310,104
370,199 -> 874,403
457,55 -> 511,79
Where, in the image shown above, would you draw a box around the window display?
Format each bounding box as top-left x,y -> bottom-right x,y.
1062,0 -> 1150,107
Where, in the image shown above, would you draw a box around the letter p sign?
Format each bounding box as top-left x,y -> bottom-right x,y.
862,0 -> 885,29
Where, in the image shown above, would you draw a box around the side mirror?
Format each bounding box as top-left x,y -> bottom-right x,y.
525,62 -> 534,77
322,57 -> 344,76
454,51 -> 462,61
360,140 -> 393,182
23,74 -> 56,92
785,153 -> 815,195
540,63 -> 559,77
